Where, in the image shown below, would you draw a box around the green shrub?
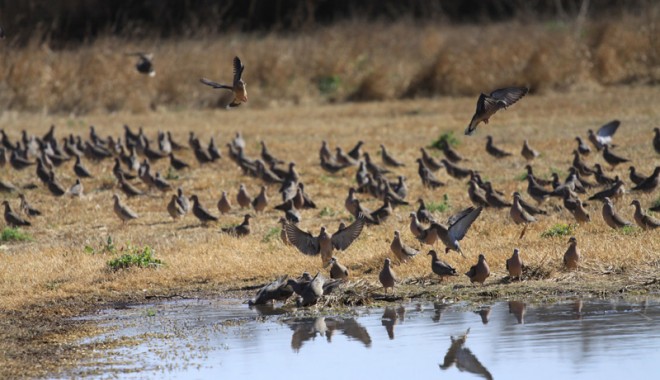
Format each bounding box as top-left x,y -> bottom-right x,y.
430,132 -> 459,150
0,227 -> 33,242
427,194 -> 450,213
541,223 -> 574,238
107,245 -> 162,271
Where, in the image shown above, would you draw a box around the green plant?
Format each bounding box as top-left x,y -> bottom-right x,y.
165,166 -> 179,180
430,132 -> 459,150
427,194 -> 450,212
261,227 -> 281,243
317,75 -> 341,95
145,308 -> 157,317
0,227 -> 33,242
107,245 -> 163,271
319,207 -> 336,217
619,225 -> 637,235
84,236 -> 116,254
541,223 -> 575,238
515,172 -> 528,181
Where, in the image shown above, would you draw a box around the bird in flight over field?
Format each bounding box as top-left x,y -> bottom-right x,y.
465,87 -> 528,135
127,52 -> 155,77
200,56 -> 248,108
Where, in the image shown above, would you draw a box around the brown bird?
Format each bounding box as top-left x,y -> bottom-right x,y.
511,192 -> 536,239
247,275 -> 294,306
468,180 -> 489,208
221,214 -> 252,237
572,150 -> 595,177
526,174 -> 552,204
564,236 -> 580,270
390,230 -> 420,263
465,254 -> 490,285
379,258 -> 398,293
153,172 -> 172,192
326,257 -> 349,280
19,194 -> 41,217
631,166 -> 659,193
236,184 -> 251,209
465,87 -> 528,135
200,56 -> 247,108
217,191 -> 232,214
483,182 -> 512,208
521,139 -> 539,161
602,145 -> 630,169
588,120 -> 619,150
417,159 -> 445,189
167,194 -> 185,220
525,165 -> 552,187
284,216 -> 365,263
169,152 -> 190,170
420,148 -> 444,171
347,141 -> 364,160
409,212 -> 425,238
593,163 -> 616,186
3,200 -> 31,227
252,186 -> 268,213
380,144 -> 405,167
441,143 -> 465,163
112,194 -> 138,224
0,179 -> 17,193
190,195 -> 219,224
117,172 -> 144,197
601,197 -> 632,229
485,135 -> 512,158
441,159 -> 471,180
428,250 -> 458,281
630,199 -> 660,230
506,248 -> 523,280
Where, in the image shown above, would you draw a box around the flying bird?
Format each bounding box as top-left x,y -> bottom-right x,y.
465,87 -> 529,135
200,56 -> 248,108
588,120 -> 620,150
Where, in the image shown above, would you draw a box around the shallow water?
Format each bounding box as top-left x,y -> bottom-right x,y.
68,297 -> 660,379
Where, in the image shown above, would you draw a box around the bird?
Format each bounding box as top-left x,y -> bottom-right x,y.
221,214 -> 252,237
485,135 -> 512,158
217,191 -> 232,214
46,172 -> 66,196
167,194 -> 185,220
468,180 -> 489,208
379,258 -> 398,293
278,217 -> 291,245
18,194 -> 41,217
440,159 -> 471,180
524,164 -> 552,187
286,272 -> 325,307
200,56 -> 247,108
588,120 -> 620,150
654,127 -> 660,154
483,182 -> 512,208
601,197 -> 633,229
236,184 -> 252,209
511,192 -> 537,238
347,141 -> 364,160
416,198 -> 436,224
434,206 -> 483,256
465,87 -> 528,135
521,139 -> 539,161
117,172 -> 144,197
112,194 -> 138,224
628,166 -> 647,185
153,172 -> 172,192
169,153 -> 190,171
189,195 -> 219,225
127,52 -> 155,76
176,187 -> 190,214
593,164 -> 616,185
420,148 -> 444,171
564,236 -> 580,270
630,200 -> 660,230
526,174 -> 552,204
284,216 -> 365,263
631,166 -> 659,193
247,275 -> 294,306
589,177 -> 625,202
371,199 -> 393,224
252,186 -> 268,213
602,145 -> 630,169
73,154 -> 92,178
572,150 -> 595,177
3,200 -> 31,227
69,178 -> 83,197
390,230 -> 420,263
428,250 -> 458,281
326,257 -> 349,280
575,136 -> 591,156
440,143 -> 465,163
416,159 -> 445,189
380,144 -> 405,167
506,248 -> 523,280
0,179 -> 17,193
465,254 -> 490,285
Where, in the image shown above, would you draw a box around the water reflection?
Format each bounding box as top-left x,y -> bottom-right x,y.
440,328 -> 493,380
381,306 -> 405,339
474,306 -> 492,324
285,317 -> 372,352
508,301 -> 526,324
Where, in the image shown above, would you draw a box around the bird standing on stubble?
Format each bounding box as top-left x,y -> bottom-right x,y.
200,56 -> 248,108
630,200 -> 660,230
379,258 -> 398,293
465,87 -> 528,135
127,52 -> 155,77
190,195 -> 219,225
602,197 -> 632,230
428,250 -> 458,282
113,194 -> 138,224
3,200 -> 31,227
327,257 -> 349,280
564,236 -> 580,270
506,248 -> 523,280
465,254 -> 490,285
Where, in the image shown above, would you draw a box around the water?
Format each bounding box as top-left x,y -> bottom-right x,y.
68,298 -> 660,379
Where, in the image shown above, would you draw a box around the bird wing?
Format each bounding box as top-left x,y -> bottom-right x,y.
200,78 -> 232,90
446,206 -> 475,226
596,120 -> 620,141
489,87 -> 528,107
284,223 -> 320,255
448,206 -> 483,241
233,56 -> 245,84
331,215 -> 365,250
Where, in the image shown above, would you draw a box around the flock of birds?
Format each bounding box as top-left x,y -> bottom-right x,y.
1,54 -> 659,309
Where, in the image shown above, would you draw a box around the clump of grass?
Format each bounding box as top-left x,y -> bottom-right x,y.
317,75 -> 341,95
430,132 -> 459,150
515,172 -> 528,181
619,225 -> 637,235
84,236 -> 117,255
107,245 -> 163,271
0,227 -> 33,242
165,166 -> 179,180
319,207 -> 336,217
427,194 -> 450,212
541,223 -> 575,238
261,227 -> 281,243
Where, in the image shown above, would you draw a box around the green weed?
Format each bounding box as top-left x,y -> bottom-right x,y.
0,227 -> 33,242
261,227 -> 281,243
107,245 -> 163,271
427,194 -> 450,213
430,132 -> 459,150
541,223 -> 575,238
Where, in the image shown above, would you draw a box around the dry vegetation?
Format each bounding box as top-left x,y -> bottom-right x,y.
0,13 -> 659,114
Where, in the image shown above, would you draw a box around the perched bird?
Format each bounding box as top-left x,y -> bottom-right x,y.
247,275 -> 294,306
601,197 -> 632,229
506,248 -> 523,280
483,182 -> 512,208
588,120 -> 619,150
485,135 -> 512,158
112,194 -> 138,224
127,52 -> 155,76
602,145 -> 629,169
525,165 -> 552,187
217,191 -> 232,214
511,192 -> 537,239
465,87 -> 528,135
572,150 -> 595,177
521,139 -> 539,161
630,200 -> 660,230
73,154 -> 92,178
378,258 -> 398,293
380,144 -> 405,167
409,212 -> 425,238
575,136 -> 591,156
631,166 -> 659,193
252,186 -> 268,213
427,250 -> 458,281
468,180 -> 489,208
371,199 -> 393,224
19,194 -> 41,217
221,214 -> 252,237
563,236 -> 580,270
190,195 -> 219,225
3,200 -> 31,227
200,56 -> 248,108
284,216 -> 365,263
327,257 -> 349,280
69,178 -> 83,197
465,254 -> 490,285
167,194 -> 185,220
236,184 -> 251,209
390,230 -> 420,263
153,172 -> 172,192
0,179 -> 17,193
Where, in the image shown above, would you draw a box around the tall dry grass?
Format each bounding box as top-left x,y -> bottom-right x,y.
0,13 -> 658,115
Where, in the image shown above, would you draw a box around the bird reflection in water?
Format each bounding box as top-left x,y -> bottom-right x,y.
440,328 -> 493,380
473,306 -> 491,324
432,302 -> 449,323
285,317 -> 371,352
508,301 -> 526,324
573,299 -> 583,320
381,306 -> 406,339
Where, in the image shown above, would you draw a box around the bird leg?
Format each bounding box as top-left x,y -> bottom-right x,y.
519,225 -> 528,239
